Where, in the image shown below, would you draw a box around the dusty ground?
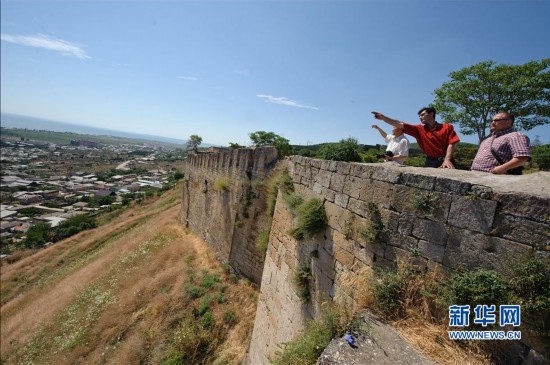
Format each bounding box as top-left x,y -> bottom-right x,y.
0,186 -> 258,364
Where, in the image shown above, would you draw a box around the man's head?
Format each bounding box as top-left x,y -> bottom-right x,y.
392,126 -> 404,136
418,107 -> 436,125
490,111 -> 514,133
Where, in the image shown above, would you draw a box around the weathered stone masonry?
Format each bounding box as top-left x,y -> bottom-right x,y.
181,147 -> 277,284
181,148 -> 550,364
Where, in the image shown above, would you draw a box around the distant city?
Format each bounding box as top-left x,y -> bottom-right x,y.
1,112 -> 188,145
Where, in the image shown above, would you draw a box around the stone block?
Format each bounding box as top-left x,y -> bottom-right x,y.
412,218 -> 448,245
334,193 -> 349,208
385,210 -> 400,233
343,175 -> 364,200
322,188 -> 336,203
312,182 -> 323,194
317,247 -> 335,280
314,169 -> 333,189
443,227 -> 534,277
350,163 -> 374,179
370,165 -> 402,184
329,173 -> 346,192
470,185 -> 493,200
335,161 -> 352,175
324,201 -> 350,235
494,193 -> 550,223
363,241 -> 386,259
397,213 -> 415,236
334,246 -> 355,268
401,172 -> 436,190
347,197 -> 369,218
435,177 -> 471,195
359,180 -> 394,209
448,195 -> 497,234
418,240 -> 446,263
384,245 -> 411,262
492,214 -> 550,250
391,185 -> 451,222
387,232 -> 418,251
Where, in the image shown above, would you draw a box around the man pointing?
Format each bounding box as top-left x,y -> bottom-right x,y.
372,107 -> 460,168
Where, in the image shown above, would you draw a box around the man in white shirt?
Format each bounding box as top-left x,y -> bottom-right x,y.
372,125 -> 410,164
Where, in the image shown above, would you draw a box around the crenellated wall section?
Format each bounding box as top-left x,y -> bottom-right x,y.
181,147 -> 277,284
181,149 -> 550,364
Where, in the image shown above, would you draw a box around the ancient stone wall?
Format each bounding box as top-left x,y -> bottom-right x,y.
181,147 -> 277,284
180,149 -> 550,363
246,156 -> 550,364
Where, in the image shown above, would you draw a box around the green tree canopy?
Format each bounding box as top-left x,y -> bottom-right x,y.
249,131 -> 293,158
317,137 -> 363,162
434,59 -> 550,144
186,134 -> 203,153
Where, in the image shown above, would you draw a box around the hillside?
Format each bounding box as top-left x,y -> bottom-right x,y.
0,185 -> 258,364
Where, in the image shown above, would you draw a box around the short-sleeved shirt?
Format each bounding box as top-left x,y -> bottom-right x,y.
471,128 -> 531,172
384,134 -> 410,164
402,122 -> 460,158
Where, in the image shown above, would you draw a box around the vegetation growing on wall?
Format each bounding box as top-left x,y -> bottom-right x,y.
271,304 -> 351,365
410,191 -> 438,214
368,254 -> 550,363
358,202 -> 386,244
293,263 -> 312,303
214,176 -> 231,192
288,198 -> 328,241
256,168 -> 294,255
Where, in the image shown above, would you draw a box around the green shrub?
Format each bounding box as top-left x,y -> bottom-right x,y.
531,144 -> 550,171
283,191 -> 304,210
201,272 -> 221,288
223,310 -> 237,326
272,305 -> 345,365
293,263 -> 312,302
256,228 -> 271,253
185,284 -> 205,299
214,176 -> 231,192
289,198 -> 327,241
266,169 -> 294,217
201,310 -> 214,330
509,255 -> 550,334
198,294 -> 211,316
317,137 -> 363,162
411,192 -> 438,214
372,268 -> 409,317
448,269 -> 510,307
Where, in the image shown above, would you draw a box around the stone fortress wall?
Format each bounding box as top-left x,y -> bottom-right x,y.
181,148 -> 550,364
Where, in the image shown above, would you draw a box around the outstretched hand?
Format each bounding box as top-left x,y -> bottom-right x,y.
371,111 -> 383,120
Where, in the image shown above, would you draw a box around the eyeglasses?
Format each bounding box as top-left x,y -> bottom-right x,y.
491,118 -> 510,123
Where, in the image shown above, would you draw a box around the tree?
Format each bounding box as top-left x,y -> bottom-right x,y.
228,142 -> 245,149
186,134 -> 203,154
434,59 -> 550,144
249,131 -> 293,158
317,137 -> 362,162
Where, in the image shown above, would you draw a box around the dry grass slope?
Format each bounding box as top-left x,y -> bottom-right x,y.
0,185 -> 258,365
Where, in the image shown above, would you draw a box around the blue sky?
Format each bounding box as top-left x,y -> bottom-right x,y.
1,0 -> 549,147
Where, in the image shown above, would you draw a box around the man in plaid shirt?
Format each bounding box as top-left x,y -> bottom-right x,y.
471,111 -> 531,174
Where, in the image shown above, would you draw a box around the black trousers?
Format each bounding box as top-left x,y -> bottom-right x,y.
424,157 -> 456,168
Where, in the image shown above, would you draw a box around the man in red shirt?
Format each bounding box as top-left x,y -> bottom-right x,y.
371,107 -> 460,168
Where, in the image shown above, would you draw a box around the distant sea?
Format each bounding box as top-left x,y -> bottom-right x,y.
0,112 -> 187,145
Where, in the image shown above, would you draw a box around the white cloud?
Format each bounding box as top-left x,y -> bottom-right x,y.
178,76 -> 201,81
257,94 -> 319,110
0,33 -> 90,59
